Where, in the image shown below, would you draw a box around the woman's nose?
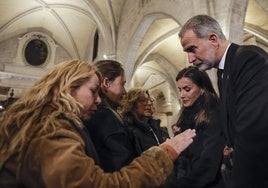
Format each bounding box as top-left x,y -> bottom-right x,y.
95,95 -> 101,105
180,90 -> 185,98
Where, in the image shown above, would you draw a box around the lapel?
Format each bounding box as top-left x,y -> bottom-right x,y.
221,44 -> 239,98
219,43 -> 240,146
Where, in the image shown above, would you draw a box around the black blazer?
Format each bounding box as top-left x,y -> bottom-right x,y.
219,43 -> 268,187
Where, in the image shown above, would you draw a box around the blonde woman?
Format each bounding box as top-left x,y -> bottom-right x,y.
120,88 -> 169,154
0,59 -> 195,188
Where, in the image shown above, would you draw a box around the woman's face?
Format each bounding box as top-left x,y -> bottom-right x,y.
72,73 -> 101,121
177,77 -> 204,107
103,75 -> 126,105
135,93 -> 154,119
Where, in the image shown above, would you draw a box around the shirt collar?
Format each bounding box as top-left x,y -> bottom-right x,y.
218,43 -> 231,70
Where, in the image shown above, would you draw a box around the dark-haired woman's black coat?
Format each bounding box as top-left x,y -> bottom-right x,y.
165,97 -> 225,188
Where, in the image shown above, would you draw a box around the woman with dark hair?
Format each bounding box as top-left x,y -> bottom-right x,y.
165,66 -> 225,188
119,88 -> 169,155
85,60 -> 136,172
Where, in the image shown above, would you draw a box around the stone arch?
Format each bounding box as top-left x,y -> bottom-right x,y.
120,13 -> 177,86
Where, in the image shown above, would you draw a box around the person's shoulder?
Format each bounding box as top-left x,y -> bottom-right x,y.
236,44 -> 267,56
126,122 -> 147,136
90,107 -> 120,123
124,124 -> 143,135
149,118 -> 161,127
89,108 -> 127,136
229,43 -> 268,71
93,106 -> 111,116
34,125 -> 83,145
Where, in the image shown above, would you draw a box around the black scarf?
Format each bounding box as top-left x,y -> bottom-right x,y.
179,95 -> 205,131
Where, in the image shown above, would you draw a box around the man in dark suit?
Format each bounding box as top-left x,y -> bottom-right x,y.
178,14 -> 268,188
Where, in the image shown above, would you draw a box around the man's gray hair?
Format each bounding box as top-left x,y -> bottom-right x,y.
179,15 -> 226,40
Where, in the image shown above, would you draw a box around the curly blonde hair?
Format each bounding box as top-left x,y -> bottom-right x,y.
119,88 -> 149,115
0,59 -> 96,168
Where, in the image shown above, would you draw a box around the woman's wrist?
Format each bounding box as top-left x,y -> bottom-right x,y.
159,144 -> 179,161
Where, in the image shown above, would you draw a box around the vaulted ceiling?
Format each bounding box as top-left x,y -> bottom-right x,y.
0,0 -> 267,66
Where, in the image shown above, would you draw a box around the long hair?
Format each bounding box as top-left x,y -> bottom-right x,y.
176,66 -> 219,126
0,59 -> 96,168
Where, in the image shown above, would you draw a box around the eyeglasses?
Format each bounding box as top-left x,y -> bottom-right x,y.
139,97 -> 154,104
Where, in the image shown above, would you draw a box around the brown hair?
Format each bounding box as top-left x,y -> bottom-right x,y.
119,88 -> 150,115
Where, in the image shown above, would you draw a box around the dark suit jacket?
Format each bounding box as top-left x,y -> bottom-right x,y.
219,43 -> 268,187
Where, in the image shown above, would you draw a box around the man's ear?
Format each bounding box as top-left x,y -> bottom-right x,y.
208,33 -> 219,48
103,77 -> 110,88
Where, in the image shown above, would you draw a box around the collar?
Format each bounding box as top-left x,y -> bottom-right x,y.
218,43 -> 231,70
101,97 -> 119,110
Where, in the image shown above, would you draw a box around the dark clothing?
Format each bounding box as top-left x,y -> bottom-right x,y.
218,43 -> 268,187
124,115 -> 169,155
73,121 -> 101,164
166,96 -> 225,188
85,98 -> 137,172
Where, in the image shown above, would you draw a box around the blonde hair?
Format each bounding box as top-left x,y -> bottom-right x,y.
119,88 -> 149,115
0,59 -> 96,168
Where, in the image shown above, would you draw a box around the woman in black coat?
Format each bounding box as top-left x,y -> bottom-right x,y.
85,60 -> 137,172
165,66 -> 225,188
119,88 -> 169,155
